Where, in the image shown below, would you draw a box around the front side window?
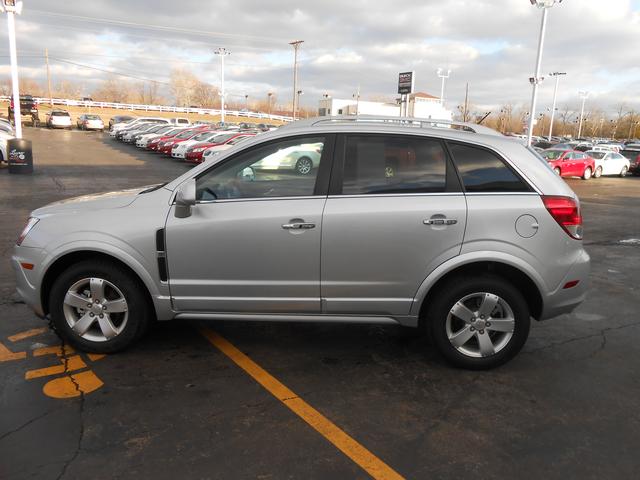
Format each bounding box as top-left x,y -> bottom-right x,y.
341,135 -> 447,195
196,136 -> 325,201
448,143 -> 531,192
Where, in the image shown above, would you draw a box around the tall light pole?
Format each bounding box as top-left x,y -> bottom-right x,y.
244,94 -> 249,111
577,90 -> 589,139
353,85 -> 360,116
214,47 -> 230,124
267,92 -> 273,118
436,68 -> 451,106
526,0 -> 563,146
2,0 -> 24,138
289,40 -> 304,121
547,71 -> 566,140
296,90 -> 303,118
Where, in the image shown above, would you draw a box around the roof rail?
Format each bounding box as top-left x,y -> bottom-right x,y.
287,115 -> 503,136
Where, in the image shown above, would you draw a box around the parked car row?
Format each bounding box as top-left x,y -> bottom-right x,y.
109,116 -> 278,165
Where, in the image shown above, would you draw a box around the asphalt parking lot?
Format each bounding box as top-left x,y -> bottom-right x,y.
1,127 -> 639,480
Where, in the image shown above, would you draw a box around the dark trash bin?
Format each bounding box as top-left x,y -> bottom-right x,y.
7,138 -> 33,174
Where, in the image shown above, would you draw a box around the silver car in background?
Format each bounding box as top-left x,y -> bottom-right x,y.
12,116 -> 590,369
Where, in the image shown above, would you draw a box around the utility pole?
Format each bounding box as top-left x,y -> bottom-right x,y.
462,82 -> 469,122
267,92 -> 273,118
577,90 -> 589,139
45,48 -> 53,105
2,0 -> 23,138
353,85 -> 360,116
289,40 -> 304,121
244,94 -> 249,111
547,71 -> 566,140
214,47 -> 230,123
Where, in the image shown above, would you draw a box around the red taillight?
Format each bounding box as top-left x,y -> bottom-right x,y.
542,195 -> 583,240
635,154 -> 640,166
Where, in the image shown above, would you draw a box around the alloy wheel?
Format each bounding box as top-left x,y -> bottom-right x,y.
62,277 -> 129,342
445,292 -> 515,358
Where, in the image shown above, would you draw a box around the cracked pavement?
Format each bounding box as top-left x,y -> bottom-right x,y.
1,128 -> 640,479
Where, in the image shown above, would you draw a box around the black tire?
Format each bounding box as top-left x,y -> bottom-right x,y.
49,260 -> 153,353
295,156 -> 314,175
426,274 -> 531,370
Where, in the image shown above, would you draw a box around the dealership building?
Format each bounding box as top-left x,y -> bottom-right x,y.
318,92 -> 453,120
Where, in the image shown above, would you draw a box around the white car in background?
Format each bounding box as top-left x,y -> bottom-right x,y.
200,135 -> 254,161
0,129 -> 15,163
46,110 -> 73,129
136,126 -> 188,148
171,130 -> 222,159
586,150 -> 630,177
110,117 -> 169,137
169,117 -> 191,126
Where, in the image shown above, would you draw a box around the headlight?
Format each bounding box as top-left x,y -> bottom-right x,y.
17,217 -> 39,246
193,147 -> 205,152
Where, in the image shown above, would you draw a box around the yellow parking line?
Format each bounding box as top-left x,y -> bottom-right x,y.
0,341 -> 26,362
8,327 -> 49,342
199,327 -> 405,480
25,355 -> 87,379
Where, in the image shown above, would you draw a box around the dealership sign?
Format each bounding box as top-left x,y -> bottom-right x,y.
398,71 -> 415,94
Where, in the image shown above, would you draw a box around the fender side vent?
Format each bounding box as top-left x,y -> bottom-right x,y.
157,255 -> 168,282
156,228 -> 165,251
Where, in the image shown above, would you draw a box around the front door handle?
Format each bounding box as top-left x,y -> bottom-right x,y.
282,222 -> 316,230
424,218 -> 457,226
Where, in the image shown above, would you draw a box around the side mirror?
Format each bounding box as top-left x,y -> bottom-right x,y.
175,178 -> 196,218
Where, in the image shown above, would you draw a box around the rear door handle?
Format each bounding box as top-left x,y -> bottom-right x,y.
424,219 -> 457,225
282,222 -> 316,230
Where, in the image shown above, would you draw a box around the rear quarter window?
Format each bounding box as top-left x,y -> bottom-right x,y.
448,142 -> 532,193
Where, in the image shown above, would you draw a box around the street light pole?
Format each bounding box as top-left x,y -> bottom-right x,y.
214,47 -> 230,124
2,0 -> 24,138
577,90 -> 589,139
244,94 -> 249,112
289,40 -> 304,121
436,68 -> 451,106
547,71 -> 566,140
267,92 -> 273,119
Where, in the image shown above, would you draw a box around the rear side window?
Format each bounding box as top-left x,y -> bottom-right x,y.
342,135 -> 447,195
448,143 -> 531,193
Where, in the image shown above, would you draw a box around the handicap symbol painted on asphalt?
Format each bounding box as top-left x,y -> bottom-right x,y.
0,327 -> 107,399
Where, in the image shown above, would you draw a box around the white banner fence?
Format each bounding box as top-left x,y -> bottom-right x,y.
0,96 -> 293,123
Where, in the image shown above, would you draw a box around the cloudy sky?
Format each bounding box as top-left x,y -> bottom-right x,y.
1,0 -> 639,114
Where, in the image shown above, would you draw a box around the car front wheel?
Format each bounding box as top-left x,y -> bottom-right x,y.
426,275 -> 530,369
620,166 -> 628,177
553,167 -> 561,176
582,167 -> 592,180
49,260 -> 152,353
594,166 -> 602,178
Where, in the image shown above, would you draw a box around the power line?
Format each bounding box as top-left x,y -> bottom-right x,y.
49,57 -> 172,85
27,9 -> 287,45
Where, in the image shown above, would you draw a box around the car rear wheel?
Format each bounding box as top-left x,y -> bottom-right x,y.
49,260 -> 153,353
620,166 -> 628,177
426,275 -> 530,369
295,156 -> 313,175
553,167 -> 561,176
594,166 -> 602,178
582,167 -> 592,180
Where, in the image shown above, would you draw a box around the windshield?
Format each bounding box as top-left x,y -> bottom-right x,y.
589,152 -> 606,159
193,131 -> 215,141
541,150 -> 564,160
210,133 -> 236,144
85,115 -> 100,120
176,130 -> 197,139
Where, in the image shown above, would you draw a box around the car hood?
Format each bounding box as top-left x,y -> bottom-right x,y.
32,185 -> 160,217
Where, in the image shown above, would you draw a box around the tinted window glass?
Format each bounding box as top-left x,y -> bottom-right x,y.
196,136 -> 325,201
449,143 -> 530,192
342,135 -> 447,195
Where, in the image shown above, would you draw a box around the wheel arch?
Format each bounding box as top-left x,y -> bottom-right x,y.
41,250 -> 157,319
416,260 -> 544,325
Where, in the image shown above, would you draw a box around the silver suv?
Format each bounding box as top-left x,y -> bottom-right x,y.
13,117 -> 590,369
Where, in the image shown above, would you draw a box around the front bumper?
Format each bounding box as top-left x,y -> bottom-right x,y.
11,246 -> 46,318
540,248 -> 591,320
171,150 -> 186,158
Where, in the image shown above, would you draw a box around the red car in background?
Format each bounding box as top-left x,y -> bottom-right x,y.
146,128 -> 190,151
184,133 -> 255,164
541,149 -> 596,180
156,126 -> 212,155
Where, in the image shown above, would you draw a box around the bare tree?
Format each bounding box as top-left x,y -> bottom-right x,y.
170,68 -> 200,107
92,76 -> 132,103
192,81 -> 218,108
53,80 -> 81,99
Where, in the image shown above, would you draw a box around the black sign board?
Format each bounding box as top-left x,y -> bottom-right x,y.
398,71 -> 415,94
8,138 -> 33,174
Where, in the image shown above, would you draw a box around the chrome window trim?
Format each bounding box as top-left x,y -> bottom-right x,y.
196,195 -> 323,205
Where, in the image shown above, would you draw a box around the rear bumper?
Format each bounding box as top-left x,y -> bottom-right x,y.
539,248 -> 590,320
